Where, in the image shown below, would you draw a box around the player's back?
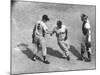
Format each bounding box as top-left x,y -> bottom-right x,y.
34,20 -> 48,37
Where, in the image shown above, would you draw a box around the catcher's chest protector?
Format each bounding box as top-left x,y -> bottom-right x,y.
82,22 -> 88,35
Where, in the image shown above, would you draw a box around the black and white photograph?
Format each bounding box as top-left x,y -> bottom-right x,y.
11,0 -> 96,74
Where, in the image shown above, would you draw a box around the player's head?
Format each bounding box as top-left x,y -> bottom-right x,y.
42,14 -> 50,22
57,20 -> 62,28
81,14 -> 88,22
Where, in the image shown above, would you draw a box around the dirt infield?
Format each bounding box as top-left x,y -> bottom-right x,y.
11,1 -> 96,74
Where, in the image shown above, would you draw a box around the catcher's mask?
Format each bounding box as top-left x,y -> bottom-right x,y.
81,14 -> 88,21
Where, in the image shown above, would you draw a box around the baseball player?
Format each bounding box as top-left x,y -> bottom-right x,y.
32,14 -> 50,64
81,14 -> 92,62
50,20 -> 70,61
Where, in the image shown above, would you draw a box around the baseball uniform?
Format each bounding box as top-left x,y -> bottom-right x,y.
81,19 -> 92,60
32,20 -> 48,56
52,25 -> 70,57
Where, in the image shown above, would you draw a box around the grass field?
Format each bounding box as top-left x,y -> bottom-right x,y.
11,1 -> 96,74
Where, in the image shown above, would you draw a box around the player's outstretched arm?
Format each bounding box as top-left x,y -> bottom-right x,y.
46,30 -> 52,34
50,28 -> 56,36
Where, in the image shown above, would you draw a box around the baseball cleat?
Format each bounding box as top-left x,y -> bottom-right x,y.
77,57 -> 84,61
43,60 -> 50,64
84,58 -> 91,62
66,56 -> 70,61
32,56 -> 36,61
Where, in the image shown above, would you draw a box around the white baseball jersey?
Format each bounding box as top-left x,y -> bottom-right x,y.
84,20 -> 91,42
34,20 -> 48,36
53,25 -> 67,41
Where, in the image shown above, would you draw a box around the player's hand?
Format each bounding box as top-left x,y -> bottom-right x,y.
50,32 -> 53,36
46,31 -> 51,34
47,31 -> 53,36
50,33 -> 52,36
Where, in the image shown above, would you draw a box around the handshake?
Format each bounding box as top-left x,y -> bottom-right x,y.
46,31 -> 53,36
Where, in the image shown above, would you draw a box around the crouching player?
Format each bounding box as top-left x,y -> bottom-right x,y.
50,20 -> 70,61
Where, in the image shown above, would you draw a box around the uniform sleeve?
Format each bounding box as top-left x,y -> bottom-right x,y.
85,21 -> 91,42
43,24 -> 48,31
85,22 -> 90,29
41,22 -> 48,32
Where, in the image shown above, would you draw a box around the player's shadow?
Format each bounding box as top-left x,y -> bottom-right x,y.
69,45 -> 83,59
47,45 -> 83,60
47,47 -> 64,59
22,48 -> 43,62
18,43 -> 43,62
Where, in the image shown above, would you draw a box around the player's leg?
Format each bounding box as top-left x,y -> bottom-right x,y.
32,43 -> 38,61
40,37 -> 50,64
58,41 -> 70,61
81,43 -> 85,60
87,48 -> 91,61
86,42 -> 92,61
80,36 -> 87,61
64,41 -> 70,61
63,41 -> 70,56
32,36 -> 40,61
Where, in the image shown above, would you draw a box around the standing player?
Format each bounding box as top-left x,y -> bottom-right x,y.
81,14 -> 92,62
32,14 -> 50,64
50,20 -> 70,61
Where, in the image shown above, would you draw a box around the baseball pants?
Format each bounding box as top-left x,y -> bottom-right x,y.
58,40 -> 70,57
33,35 -> 47,56
81,35 -> 92,58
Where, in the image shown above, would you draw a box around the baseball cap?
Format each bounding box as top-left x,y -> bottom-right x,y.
42,14 -> 50,21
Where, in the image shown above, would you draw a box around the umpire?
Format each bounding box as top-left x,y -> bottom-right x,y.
81,14 -> 92,62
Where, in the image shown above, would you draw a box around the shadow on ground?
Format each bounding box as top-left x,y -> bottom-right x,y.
69,45 -> 89,61
69,45 -> 83,59
20,43 -> 83,61
18,43 -> 43,62
47,47 -> 64,59
22,48 -> 43,62
47,45 -> 83,60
